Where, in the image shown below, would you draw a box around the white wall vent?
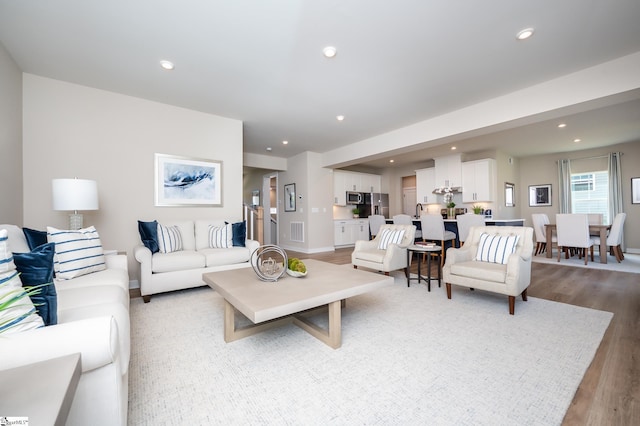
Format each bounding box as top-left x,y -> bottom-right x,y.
290,222 -> 304,242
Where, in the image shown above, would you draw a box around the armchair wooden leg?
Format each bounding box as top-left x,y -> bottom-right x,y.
446,283 -> 452,299
508,296 -> 515,315
521,288 -> 528,301
353,265 -> 357,269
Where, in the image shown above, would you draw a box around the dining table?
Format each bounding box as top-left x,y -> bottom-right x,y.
544,223 -> 611,264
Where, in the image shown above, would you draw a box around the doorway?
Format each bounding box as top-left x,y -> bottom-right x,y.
262,173 -> 278,245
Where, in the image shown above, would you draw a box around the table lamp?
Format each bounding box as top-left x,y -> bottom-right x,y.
52,178 -> 99,230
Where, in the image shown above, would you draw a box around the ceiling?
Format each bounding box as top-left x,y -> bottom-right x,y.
1,1 -> 640,169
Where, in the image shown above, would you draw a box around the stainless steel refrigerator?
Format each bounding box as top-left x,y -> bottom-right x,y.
371,193 -> 389,219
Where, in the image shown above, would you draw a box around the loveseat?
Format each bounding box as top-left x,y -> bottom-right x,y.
133,219 -> 259,302
0,224 -> 130,426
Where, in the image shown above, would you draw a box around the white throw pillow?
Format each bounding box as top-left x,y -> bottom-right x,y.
47,226 -> 106,280
377,228 -> 406,250
208,224 -> 232,248
475,233 -> 520,264
157,224 -> 183,253
0,229 -> 45,334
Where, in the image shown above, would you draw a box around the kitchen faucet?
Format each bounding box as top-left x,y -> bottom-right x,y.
416,203 -> 423,218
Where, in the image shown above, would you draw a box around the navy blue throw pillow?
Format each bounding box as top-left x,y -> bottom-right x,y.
23,227 -> 48,250
231,221 -> 246,247
138,220 -> 159,253
13,242 -> 58,326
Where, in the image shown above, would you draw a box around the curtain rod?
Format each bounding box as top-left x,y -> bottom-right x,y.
555,152 -> 623,163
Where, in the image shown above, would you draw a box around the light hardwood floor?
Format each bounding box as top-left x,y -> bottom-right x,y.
286,248 -> 639,426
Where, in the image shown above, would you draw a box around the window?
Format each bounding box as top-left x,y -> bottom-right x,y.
570,170 -> 609,224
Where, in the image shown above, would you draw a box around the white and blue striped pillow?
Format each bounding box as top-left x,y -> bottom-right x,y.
208,224 -> 232,248
0,229 -> 45,334
157,224 -> 183,253
377,228 -> 406,250
475,233 -> 520,264
47,226 -> 106,280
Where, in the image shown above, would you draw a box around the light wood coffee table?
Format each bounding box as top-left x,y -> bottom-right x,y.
203,259 -> 393,349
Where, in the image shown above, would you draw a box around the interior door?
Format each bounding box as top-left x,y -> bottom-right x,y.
403,187 -> 416,216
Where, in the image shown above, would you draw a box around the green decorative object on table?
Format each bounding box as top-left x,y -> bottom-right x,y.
287,257 -> 308,277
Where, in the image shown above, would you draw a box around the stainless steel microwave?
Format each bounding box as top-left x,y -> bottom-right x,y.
346,191 -> 363,204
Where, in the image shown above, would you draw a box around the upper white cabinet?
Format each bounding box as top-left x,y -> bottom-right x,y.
333,170 -> 381,205
461,158 -> 496,202
416,167 -> 436,204
434,154 -> 462,188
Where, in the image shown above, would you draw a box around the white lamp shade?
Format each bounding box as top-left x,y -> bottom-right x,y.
52,179 -> 99,211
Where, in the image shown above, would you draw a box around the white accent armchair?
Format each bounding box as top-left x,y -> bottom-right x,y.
352,224 -> 416,276
443,226 -> 534,315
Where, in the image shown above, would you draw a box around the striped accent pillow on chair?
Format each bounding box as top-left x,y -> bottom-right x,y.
157,224 -> 183,253
208,224 -> 232,248
46,226 -> 106,279
377,228 -> 406,250
475,233 -> 520,264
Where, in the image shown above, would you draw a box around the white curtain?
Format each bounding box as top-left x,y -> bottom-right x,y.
608,152 -> 624,249
557,159 -> 571,213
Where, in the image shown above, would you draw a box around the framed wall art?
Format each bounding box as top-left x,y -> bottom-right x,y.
528,184 -> 551,207
155,153 -> 222,206
284,183 -> 296,212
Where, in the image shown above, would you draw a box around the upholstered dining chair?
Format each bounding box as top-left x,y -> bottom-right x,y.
420,214 -> 457,265
531,213 -> 556,256
368,215 -> 387,239
593,212 -> 626,263
456,214 -> 486,246
555,214 -> 594,265
393,214 -> 421,239
352,224 -> 416,275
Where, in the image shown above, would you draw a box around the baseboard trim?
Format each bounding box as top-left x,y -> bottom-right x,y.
626,248 -> 640,254
279,245 -> 336,254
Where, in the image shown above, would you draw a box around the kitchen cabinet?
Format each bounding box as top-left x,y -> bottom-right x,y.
334,219 -> 370,246
333,170 -> 381,205
462,159 -> 496,202
416,167 -> 436,204
434,154 -> 462,188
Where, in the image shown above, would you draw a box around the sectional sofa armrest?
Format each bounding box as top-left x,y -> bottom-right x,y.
0,316 -> 120,374
104,253 -> 128,271
245,239 -> 260,255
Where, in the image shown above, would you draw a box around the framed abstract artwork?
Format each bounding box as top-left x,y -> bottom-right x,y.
528,184 -> 551,207
284,183 -> 296,212
155,154 -> 222,206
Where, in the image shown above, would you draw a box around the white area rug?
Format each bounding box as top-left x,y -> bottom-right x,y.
532,252 -> 640,274
128,272 -> 612,425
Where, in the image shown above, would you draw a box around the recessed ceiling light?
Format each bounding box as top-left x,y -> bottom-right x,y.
516,28 -> 535,40
323,46 -> 337,58
336,115 -> 345,121
389,159 -> 394,163
573,138 -> 581,143
282,140 -> 288,145
451,146 -> 457,150
160,60 -> 174,70
558,123 -> 567,128
266,147 -> 272,151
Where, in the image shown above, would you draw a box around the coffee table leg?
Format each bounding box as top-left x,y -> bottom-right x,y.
223,299 -> 290,343
293,300 -> 342,349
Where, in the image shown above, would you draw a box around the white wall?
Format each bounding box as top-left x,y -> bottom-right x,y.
0,42 -> 23,225
22,74 -> 244,280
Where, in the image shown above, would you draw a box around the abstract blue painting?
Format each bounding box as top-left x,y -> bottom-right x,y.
155,154 -> 222,206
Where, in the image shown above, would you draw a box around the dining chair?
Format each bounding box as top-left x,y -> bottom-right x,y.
420,214 -> 457,265
531,213 -> 556,255
456,213 -> 486,246
593,212 -> 626,263
555,214 -> 594,265
393,214 -> 421,239
368,215 -> 386,239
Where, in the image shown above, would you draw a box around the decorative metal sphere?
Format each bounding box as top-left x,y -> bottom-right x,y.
250,245 -> 288,282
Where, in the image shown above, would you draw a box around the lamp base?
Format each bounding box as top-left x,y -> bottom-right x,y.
69,213 -> 84,230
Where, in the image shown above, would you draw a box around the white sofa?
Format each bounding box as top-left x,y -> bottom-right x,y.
133,220 -> 260,302
0,224 -> 130,426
